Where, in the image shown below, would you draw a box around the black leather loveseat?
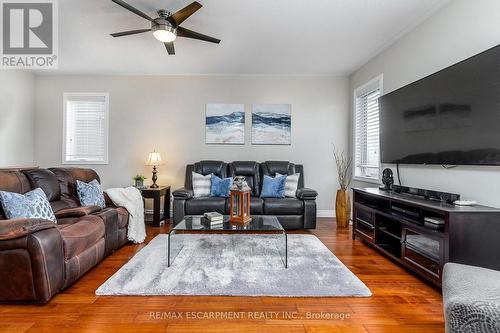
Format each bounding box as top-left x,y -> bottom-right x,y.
172,161 -> 318,229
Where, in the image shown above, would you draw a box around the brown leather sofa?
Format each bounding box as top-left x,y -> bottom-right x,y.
0,167 -> 129,303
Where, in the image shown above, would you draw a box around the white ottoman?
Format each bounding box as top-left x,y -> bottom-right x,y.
443,263 -> 500,333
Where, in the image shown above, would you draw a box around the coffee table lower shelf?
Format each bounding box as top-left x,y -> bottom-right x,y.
167,215 -> 288,268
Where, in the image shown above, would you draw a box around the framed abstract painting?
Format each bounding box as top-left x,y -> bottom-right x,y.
205,104 -> 245,144
252,104 -> 291,145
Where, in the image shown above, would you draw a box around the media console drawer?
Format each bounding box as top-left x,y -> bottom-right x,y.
354,204 -> 374,242
403,245 -> 440,278
355,219 -> 374,241
355,205 -> 374,226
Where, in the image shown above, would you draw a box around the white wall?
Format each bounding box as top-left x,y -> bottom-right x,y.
34,75 -> 349,212
350,0 -> 500,207
0,71 -> 35,168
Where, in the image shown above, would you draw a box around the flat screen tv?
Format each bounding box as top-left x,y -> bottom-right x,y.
379,44 -> 500,165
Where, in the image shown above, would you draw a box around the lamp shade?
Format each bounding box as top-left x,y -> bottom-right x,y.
146,151 -> 162,166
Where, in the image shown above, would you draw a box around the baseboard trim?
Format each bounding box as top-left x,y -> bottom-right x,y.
145,209 -> 172,217
317,210 -> 335,218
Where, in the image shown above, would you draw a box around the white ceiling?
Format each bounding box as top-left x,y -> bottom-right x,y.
52,0 -> 449,75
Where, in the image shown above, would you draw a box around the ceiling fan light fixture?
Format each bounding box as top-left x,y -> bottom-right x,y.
152,24 -> 176,42
110,1 -> 220,55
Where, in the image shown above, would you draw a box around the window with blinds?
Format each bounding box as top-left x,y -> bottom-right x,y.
354,77 -> 382,180
63,93 -> 109,164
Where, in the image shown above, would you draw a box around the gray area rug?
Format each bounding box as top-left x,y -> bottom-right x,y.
96,234 -> 371,297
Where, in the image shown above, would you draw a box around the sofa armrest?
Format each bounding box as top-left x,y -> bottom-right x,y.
0,218 -> 57,241
104,192 -> 115,207
55,206 -> 101,219
296,187 -> 318,200
173,187 -> 194,199
0,218 -> 64,303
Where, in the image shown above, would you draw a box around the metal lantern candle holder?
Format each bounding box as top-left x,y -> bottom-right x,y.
229,189 -> 251,224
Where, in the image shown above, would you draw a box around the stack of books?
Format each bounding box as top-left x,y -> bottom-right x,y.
203,212 -> 224,226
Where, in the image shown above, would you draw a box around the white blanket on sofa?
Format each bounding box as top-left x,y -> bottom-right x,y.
105,187 -> 146,244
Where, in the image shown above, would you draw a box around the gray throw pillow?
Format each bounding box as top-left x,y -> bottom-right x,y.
0,188 -> 57,222
192,172 -> 212,197
76,179 -> 106,208
277,173 -> 301,198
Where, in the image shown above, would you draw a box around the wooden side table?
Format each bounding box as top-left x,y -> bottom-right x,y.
140,186 -> 171,227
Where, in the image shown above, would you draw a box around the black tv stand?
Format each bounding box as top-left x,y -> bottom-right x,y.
352,187 -> 500,286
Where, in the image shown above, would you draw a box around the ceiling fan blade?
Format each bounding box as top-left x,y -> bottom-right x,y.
177,27 -> 220,44
111,0 -> 154,22
110,28 -> 151,37
164,42 -> 175,55
168,1 -> 202,26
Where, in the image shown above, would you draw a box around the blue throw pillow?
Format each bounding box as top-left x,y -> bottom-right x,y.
210,175 -> 233,197
76,179 -> 106,208
0,188 -> 57,222
260,175 -> 287,198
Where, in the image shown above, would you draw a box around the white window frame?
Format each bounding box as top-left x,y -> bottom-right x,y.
352,75 -> 383,184
62,93 -> 109,165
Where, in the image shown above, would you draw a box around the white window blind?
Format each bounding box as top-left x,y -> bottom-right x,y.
354,79 -> 381,180
63,94 -> 109,164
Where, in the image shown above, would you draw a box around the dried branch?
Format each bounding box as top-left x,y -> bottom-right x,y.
333,146 -> 352,191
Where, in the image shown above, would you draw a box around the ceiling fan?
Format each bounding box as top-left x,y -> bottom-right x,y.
110,0 -> 220,55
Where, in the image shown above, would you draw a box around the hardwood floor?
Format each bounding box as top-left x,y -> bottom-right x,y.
0,218 -> 444,333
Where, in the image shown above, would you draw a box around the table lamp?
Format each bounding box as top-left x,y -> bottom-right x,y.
146,151 -> 162,188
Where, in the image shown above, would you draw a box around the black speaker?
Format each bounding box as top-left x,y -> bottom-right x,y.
391,185 -> 460,204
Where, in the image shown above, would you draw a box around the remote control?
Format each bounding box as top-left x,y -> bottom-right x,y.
454,200 -> 477,206
424,217 -> 445,225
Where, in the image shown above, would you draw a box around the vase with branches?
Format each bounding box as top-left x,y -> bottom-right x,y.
333,146 -> 352,228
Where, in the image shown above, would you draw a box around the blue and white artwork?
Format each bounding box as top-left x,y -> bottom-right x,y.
252,104 -> 291,145
206,104 -> 245,144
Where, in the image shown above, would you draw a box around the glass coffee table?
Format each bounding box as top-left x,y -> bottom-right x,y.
168,215 -> 287,268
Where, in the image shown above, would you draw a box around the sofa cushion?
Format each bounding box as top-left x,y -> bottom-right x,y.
55,206 -> 102,219
92,208 -> 120,256
193,161 -> 227,179
63,238 -> 105,289
76,179 -> 106,208
228,161 -> 260,196
56,223 -> 72,230
58,215 -> 105,260
56,217 -> 79,225
0,171 -> 33,220
264,198 -> 304,215
210,174 -> 233,198
0,170 -> 32,194
23,169 -> 61,202
50,200 -> 72,214
249,197 -> 264,215
49,168 -> 101,207
225,197 -> 263,215
115,207 -> 129,229
192,172 -> 212,198
277,173 -> 300,198
261,161 -> 305,189
0,188 -> 57,222
276,215 -> 305,230
261,161 -> 295,177
186,197 -> 226,215
260,175 -> 286,198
